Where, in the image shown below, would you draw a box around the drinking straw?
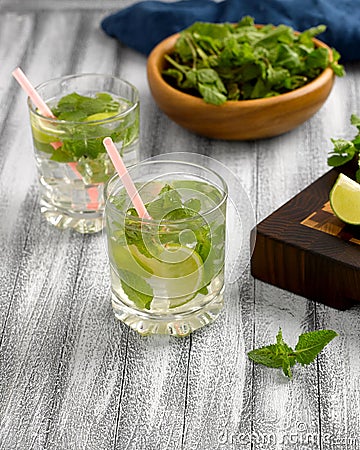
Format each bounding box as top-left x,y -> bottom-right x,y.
12,67 -> 55,118
103,137 -> 151,220
12,67 -> 99,209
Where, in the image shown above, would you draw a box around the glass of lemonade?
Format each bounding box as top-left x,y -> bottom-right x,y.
104,157 -> 228,337
27,73 -> 139,234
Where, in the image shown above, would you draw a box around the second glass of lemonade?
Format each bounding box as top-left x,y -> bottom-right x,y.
28,73 -> 139,233
104,158 -> 228,337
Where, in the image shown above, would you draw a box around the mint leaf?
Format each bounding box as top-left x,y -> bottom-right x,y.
328,119 -> 360,169
146,184 -> 183,219
52,91 -> 119,119
294,330 -> 338,365
328,138 -> 356,167
50,146 -> 75,163
351,113 -> 360,130
183,198 -> 201,212
248,344 -> 287,368
123,212 -> 153,259
119,269 -> 153,310
328,154 -> 355,167
248,329 -> 297,378
356,168 -> 360,183
198,83 -> 227,105
248,328 -> 337,379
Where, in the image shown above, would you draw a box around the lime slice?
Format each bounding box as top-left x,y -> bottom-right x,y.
32,126 -> 55,144
31,118 -> 62,142
85,111 -> 118,122
110,241 -> 151,279
130,243 -> 204,307
329,173 -> 360,225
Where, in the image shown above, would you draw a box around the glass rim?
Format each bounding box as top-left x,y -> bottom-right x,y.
104,159 -> 228,226
27,72 -> 139,124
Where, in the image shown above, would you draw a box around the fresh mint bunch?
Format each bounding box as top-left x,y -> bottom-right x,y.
162,16 -> 345,105
248,328 -> 338,379
328,114 -> 360,182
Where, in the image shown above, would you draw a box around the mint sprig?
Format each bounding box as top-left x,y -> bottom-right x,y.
32,92 -> 139,166
328,114 -> 360,182
115,183 -> 223,306
248,328 -> 338,379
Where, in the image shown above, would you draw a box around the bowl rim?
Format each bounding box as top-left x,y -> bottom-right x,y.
147,29 -> 335,109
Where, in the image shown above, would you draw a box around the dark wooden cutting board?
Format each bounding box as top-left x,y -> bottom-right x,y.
251,160 -> 360,310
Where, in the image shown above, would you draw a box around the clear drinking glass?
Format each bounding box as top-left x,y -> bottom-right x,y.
27,73 -> 140,233
104,158 -> 228,337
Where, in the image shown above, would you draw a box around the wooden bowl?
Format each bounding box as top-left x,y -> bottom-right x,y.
147,32 -> 335,140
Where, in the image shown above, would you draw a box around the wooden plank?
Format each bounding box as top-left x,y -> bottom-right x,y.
0,9 -> 126,449
42,234 -> 128,450
178,144 -> 256,449
0,11 -> 35,336
249,114 -> 330,446
0,13 -> 33,140
112,334 -> 189,449
0,216 -> 85,448
181,278 -> 255,450
316,303 -> 360,449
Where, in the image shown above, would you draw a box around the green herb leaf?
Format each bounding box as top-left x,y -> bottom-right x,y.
119,269 -> 153,310
294,330 -> 338,365
52,91 -> 119,119
50,146 -> 75,163
351,113 -> 360,130
356,168 -> 360,183
183,198 -> 201,212
248,344 -> 288,368
327,130 -> 359,168
146,184 -> 183,219
248,328 -> 297,378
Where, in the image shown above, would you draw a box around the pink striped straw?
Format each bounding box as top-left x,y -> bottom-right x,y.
12,67 -> 99,210
103,137 -> 151,220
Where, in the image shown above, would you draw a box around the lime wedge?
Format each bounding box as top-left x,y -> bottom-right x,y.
85,111 -> 118,122
329,173 -> 360,225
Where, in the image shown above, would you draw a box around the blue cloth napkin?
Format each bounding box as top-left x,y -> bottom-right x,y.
101,0 -> 360,62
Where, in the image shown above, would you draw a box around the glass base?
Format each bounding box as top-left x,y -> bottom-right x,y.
40,198 -> 104,234
111,290 -> 224,337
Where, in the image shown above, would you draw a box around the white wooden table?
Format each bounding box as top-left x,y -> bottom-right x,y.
1,1 -> 360,449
